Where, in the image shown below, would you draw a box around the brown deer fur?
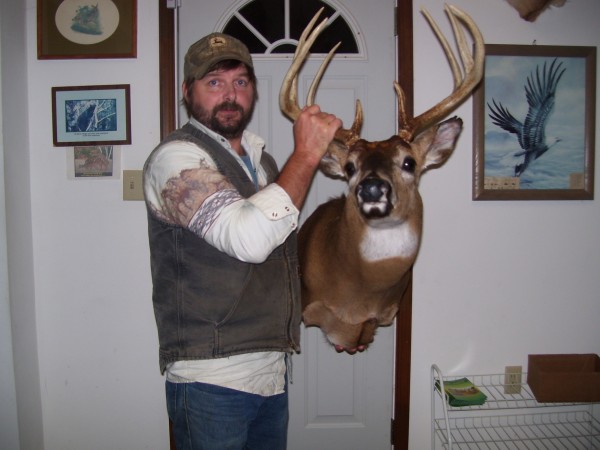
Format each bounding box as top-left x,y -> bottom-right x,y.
299,121 -> 463,352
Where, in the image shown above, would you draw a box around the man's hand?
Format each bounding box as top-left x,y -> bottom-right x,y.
292,105 -> 342,166
276,104 -> 342,210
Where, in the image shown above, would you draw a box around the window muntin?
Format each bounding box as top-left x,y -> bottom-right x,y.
219,0 -> 362,56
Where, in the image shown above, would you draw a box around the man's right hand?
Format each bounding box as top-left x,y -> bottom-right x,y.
292,104 -> 342,167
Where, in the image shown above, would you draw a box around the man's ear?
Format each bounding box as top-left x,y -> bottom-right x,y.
182,80 -> 190,100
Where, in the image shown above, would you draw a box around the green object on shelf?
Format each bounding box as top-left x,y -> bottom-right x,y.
436,377 -> 487,407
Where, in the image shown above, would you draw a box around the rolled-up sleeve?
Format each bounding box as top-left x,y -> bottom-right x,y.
201,183 -> 299,263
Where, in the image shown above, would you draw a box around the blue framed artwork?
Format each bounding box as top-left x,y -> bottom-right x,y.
473,44 -> 596,200
52,84 -> 131,147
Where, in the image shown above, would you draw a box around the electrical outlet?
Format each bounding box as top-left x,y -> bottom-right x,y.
123,170 -> 144,201
504,365 -> 522,395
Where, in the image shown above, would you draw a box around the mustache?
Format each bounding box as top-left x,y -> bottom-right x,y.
213,101 -> 244,114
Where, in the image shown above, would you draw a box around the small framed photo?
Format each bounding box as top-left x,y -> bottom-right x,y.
473,44 -> 596,200
37,0 -> 137,59
67,145 -> 121,179
52,84 -> 131,147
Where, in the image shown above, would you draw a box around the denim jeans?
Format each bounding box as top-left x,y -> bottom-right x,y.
166,380 -> 289,450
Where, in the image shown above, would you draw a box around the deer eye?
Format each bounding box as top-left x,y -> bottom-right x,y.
402,157 -> 416,174
344,162 -> 357,178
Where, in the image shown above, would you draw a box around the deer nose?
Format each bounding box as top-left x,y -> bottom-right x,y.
357,177 -> 390,203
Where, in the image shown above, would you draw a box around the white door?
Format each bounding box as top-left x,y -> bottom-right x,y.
177,1 -> 397,448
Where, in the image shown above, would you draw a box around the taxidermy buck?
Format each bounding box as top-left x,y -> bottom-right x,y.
279,5 -> 484,353
504,0 -> 565,22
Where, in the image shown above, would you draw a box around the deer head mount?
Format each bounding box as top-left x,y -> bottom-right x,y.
505,0 -> 566,22
280,5 -> 484,353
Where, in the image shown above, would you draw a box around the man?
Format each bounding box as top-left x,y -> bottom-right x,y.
143,32 -> 341,450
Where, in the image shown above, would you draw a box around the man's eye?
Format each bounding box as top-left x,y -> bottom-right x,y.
236,79 -> 248,87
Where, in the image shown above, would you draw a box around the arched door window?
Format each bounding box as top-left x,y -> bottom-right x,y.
216,0 -> 364,58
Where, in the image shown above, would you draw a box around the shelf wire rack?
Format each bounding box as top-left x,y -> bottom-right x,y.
431,364 -> 600,449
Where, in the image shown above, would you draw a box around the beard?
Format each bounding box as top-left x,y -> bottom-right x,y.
193,100 -> 254,139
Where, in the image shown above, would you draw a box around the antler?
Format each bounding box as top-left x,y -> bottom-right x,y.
397,4 -> 485,142
279,8 -> 363,147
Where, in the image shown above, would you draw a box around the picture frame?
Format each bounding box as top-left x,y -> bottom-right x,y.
37,0 -> 137,59
66,145 -> 121,179
473,44 -> 596,200
52,84 -> 131,147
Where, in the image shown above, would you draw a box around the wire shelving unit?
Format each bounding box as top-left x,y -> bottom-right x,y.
431,364 -> 600,449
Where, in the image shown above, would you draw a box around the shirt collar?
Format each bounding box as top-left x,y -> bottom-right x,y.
188,118 -> 265,166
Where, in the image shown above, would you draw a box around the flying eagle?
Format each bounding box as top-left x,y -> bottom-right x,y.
488,58 -> 566,177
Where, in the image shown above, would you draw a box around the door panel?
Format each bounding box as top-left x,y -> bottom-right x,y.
176,1 -> 397,448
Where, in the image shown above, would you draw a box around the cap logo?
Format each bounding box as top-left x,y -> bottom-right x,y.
209,36 -> 227,48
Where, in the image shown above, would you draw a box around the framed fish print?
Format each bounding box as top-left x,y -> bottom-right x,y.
472,44 -> 596,200
37,0 -> 137,59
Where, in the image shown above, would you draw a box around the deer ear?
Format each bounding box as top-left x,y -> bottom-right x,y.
418,117 -> 463,170
319,141 -> 349,179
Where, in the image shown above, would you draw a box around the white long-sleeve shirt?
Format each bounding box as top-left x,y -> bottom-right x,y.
144,118 -> 299,263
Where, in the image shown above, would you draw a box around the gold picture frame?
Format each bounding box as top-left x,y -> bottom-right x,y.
473,44 -> 596,200
37,0 -> 137,59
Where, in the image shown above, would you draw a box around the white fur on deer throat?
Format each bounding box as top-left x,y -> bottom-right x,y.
360,222 -> 419,262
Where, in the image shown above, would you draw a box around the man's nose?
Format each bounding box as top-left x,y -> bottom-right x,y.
223,83 -> 237,102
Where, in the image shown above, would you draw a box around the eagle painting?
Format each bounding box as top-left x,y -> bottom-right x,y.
487,58 -> 565,178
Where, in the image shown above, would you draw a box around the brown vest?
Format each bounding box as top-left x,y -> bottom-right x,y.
144,124 -> 301,373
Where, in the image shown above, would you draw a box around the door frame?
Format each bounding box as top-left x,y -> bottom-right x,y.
156,2 -> 414,448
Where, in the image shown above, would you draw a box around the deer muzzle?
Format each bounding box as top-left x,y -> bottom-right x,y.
356,176 -> 392,218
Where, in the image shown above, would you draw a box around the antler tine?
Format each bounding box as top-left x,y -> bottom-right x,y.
420,7 -> 462,89
398,4 -> 484,142
446,4 -> 479,87
394,81 -> 409,127
279,8 -> 363,146
306,42 -> 340,105
279,8 -> 329,122
307,40 -> 363,145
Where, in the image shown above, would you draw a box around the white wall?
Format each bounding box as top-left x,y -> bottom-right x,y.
0,2 -> 22,448
2,1 -> 599,449
2,0 -> 42,448
4,1 -> 167,449
410,0 -> 600,448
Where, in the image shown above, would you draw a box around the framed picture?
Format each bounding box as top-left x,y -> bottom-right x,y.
52,84 -> 131,147
473,44 -> 596,200
66,145 -> 121,179
37,0 -> 137,59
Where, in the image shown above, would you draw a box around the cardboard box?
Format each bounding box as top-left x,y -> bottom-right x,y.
527,354 -> 600,403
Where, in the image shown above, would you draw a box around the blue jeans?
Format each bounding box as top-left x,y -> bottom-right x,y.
166,380 -> 289,450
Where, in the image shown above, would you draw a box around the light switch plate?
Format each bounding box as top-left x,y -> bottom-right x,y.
123,170 -> 144,201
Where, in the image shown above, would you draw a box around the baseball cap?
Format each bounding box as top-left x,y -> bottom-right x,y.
184,33 -> 253,80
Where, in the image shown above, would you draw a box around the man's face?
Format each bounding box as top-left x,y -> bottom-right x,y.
184,64 -> 255,139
